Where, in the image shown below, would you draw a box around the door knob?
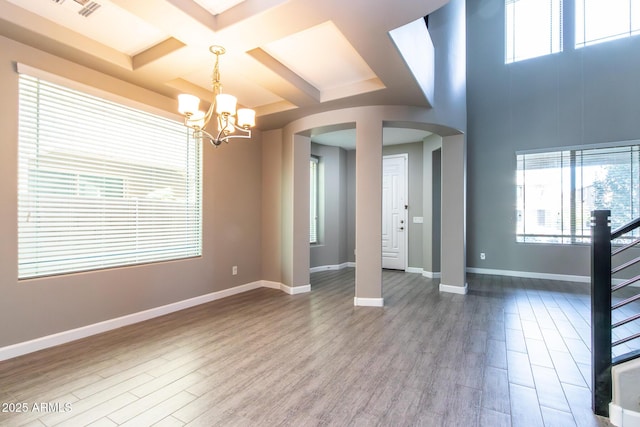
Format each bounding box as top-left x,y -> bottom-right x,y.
399,226 -> 404,231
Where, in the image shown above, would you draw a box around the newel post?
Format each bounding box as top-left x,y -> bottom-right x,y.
591,209 -> 612,416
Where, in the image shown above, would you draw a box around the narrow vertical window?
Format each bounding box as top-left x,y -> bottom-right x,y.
310,156 -> 319,244
505,0 -> 563,63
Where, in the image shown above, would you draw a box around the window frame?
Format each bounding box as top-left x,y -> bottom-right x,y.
505,0 -> 563,64
575,0 -> 640,49
516,142 -> 640,245
310,155 -> 320,245
17,71 -> 202,279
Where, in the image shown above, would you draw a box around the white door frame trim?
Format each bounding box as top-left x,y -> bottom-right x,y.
383,153 -> 409,271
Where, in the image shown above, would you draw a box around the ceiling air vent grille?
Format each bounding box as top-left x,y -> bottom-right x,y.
75,0 -> 101,17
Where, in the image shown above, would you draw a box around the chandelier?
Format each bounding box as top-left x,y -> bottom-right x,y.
178,45 -> 256,146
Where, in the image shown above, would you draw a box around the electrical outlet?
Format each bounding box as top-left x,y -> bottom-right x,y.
480,253 -> 486,260
232,265 -> 238,275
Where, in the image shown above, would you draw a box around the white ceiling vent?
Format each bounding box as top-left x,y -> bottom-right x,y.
75,0 -> 101,17
50,0 -> 101,17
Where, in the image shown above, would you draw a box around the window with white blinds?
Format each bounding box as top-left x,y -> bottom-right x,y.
17,73 -> 202,279
505,0 -> 563,63
310,156 -> 319,244
575,0 -> 640,48
516,144 -> 640,244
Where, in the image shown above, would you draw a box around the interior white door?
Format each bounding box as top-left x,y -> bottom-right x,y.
382,154 -> 407,270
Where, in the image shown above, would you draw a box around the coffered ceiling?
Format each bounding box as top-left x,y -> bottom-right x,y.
0,0 -> 447,131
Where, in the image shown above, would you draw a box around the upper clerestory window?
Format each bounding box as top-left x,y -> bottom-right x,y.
505,0 -> 563,63
576,0 -> 640,48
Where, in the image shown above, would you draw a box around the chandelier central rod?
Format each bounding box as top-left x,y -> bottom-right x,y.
210,45 -> 224,97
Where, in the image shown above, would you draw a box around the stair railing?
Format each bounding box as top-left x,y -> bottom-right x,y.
591,209 -> 640,416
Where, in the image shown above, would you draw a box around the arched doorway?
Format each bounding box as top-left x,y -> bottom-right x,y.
263,105 -> 467,304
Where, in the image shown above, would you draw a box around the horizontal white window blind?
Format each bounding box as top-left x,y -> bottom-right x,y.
18,74 -> 202,279
505,0 -> 563,63
576,0 -> 640,48
517,144 -> 639,244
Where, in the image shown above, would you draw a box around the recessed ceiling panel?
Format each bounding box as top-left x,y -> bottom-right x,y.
6,0 -> 167,55
181,59 -> 282,109
262,21 -> 377,92
192,0 -> 247,15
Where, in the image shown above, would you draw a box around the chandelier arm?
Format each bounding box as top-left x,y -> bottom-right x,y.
228,133 -> 252,140
189,127 -> 222,146
188,125 -> 250,146
204,97 -> 216,123
228,119 -> 252,139
231,122 -> 252,134
200,101 -> 216,128
216,128 -> 229,143
217,113 -> 233,141
193,127 -> 215,141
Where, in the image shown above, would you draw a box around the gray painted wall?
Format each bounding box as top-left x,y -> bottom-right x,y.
426,0 -> 467,133
466,0 -> 640,276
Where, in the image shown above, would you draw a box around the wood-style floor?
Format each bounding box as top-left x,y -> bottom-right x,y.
0,269 -> 618,426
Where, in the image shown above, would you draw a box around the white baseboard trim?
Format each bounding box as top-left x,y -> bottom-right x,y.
422,270 -> 441,279
0,280 -> 266,362
609,402 -> 640,427
260,280 -> 284,290
354,297 -> 384,307
439,282 -> 468,295
467,267 -> 635,287
467,267 -> 589,283
262,281 -> 311,294
0,279 -> 309,362
280,284 -> 312,295
405,267 -> 441,279
310,262 -> 355,273
312,264 -> 627,286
